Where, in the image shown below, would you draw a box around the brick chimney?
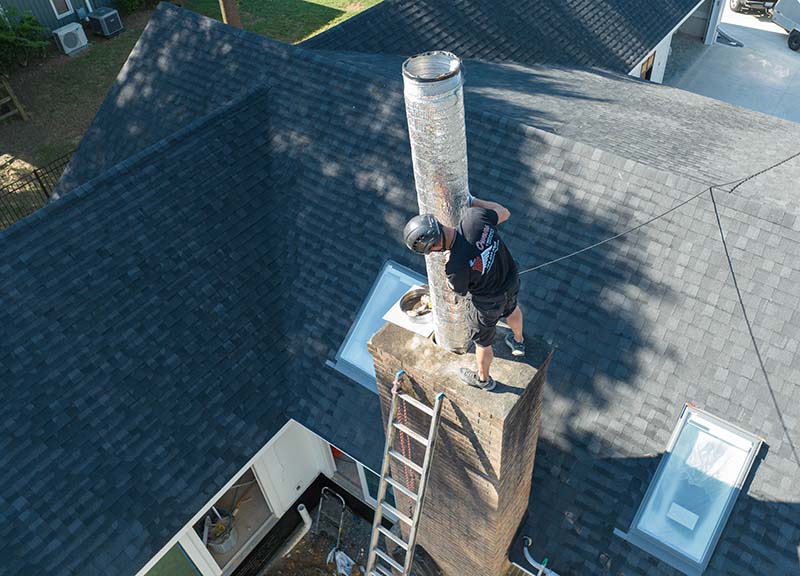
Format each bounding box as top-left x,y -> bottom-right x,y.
368,323 -> 551,576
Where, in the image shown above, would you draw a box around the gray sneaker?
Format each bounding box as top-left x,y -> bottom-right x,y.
458,368 -> 496,391
505,333 -> 525,356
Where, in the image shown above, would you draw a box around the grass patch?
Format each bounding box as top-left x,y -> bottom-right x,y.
0,11 -> 150,183
0,0 -> 381,190
183,0 -> 382,43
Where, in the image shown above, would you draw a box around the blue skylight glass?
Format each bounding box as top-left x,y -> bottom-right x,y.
333,261 -> 425,391
616,405 -> 761,575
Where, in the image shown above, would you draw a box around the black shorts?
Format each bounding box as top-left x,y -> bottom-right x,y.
468,276 -> 520,347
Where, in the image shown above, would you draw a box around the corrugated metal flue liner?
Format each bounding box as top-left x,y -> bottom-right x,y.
403,51 -> 472,353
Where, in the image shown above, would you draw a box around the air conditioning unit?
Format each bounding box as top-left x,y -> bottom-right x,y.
88,7 -> 124,38
52,22 -> 88,56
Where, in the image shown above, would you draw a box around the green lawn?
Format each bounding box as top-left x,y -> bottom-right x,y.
0,10 -> 150,186
183,0 -> 382,43
0,1 -> 380,190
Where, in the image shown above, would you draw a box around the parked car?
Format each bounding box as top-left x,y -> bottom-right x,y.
730,0 -> 776,14
772,0 -> 800,50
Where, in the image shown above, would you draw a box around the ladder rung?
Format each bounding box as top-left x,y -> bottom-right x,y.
388,450 -> 423,474
375,548 -> 405,572
392,421 -> 429,446
371,567 -> 393,576
382,502 -> 414,525
398,393 -> 434,416
385,476 -> 418,501
378,525 -> 409,550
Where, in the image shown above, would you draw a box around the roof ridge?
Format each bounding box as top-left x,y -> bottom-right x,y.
256,44 -> 713,198
156,4 -> 407,98
0,83 -> 271,244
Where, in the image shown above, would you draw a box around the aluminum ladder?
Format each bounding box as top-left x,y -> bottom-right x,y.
366,371 -> 445,576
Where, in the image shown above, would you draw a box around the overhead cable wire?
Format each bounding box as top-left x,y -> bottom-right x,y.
517,177 -> 745,276
518,152 -> 800,276
726,149 -> 800,194
517,185 -> 712,275
709,188 -> 800,468
512,149 -> 800,467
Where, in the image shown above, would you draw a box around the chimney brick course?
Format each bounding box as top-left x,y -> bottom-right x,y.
368,322 -> 551,576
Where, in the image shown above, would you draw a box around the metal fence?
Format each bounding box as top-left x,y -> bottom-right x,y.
0,152 -> 72,230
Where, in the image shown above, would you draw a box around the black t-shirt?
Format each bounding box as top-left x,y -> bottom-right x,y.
445,207 -> 517,299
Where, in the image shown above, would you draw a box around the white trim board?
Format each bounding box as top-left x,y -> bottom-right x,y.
628,0 -> 707,75
134,420 -> 369,576
49,0 -> 75,19
133,420 -> 308,576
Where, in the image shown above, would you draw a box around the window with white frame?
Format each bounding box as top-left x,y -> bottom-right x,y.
143,543 -> 200,576
330,260 -> 426,391
193,468 -> 276,571
330,445 -> 395,509
49,0 -> 74,18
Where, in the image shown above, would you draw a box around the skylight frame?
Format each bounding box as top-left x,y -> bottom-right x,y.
328,260 -> 426,392
615,403 -> 762,576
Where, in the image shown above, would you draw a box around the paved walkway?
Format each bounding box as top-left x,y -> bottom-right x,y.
664,3 -> 799,122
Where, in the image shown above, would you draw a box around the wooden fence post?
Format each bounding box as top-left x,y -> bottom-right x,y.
218,0 -> 242,28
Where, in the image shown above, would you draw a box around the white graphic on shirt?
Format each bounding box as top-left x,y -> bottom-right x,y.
470,241 -> 498,275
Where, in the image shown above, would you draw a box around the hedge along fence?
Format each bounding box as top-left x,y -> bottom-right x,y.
115,0 -> 161,16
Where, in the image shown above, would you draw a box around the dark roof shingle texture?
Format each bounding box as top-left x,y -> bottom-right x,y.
4,4 -> 800,576
302,0 -> 700,73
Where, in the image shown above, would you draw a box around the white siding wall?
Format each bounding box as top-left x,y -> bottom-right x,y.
629,0 -> 709,83
628,33 -> 673,84
252,420 -> 335,517
678,0 -> 725,44
679,0 -> 714,38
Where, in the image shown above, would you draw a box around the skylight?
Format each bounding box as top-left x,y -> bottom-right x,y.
330,261 -> 426,391
615,405 -> 762,575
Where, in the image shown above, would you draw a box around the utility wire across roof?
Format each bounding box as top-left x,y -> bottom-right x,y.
517,149 -> 800,473
518,150 -> 800,276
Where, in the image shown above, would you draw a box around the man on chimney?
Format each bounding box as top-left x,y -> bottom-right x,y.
403,196 -> 524,391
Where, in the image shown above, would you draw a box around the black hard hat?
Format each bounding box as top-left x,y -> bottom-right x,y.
404,214 -> 443,254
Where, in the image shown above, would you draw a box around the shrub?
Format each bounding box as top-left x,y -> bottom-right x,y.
0,9 -> 49,75
116,0 -> 161,15
115,0 -> 144,15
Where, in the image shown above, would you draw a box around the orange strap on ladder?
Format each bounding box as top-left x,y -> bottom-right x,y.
392,371 -> 417,498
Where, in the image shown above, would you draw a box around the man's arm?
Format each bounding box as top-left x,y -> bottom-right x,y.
447,264 -> 469,296
469,196 -> 511,223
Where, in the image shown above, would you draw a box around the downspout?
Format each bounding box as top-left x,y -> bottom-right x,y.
402,51 -> 472,354
521,536 -> 561,576
261,503 -> 312,573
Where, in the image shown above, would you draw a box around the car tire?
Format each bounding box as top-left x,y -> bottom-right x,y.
790,31 -> 800,51
730,0 -> 742,12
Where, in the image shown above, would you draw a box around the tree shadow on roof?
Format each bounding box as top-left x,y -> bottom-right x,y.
251,46 -> 681,468
515,436 -> 799,575
304,0 -> 700,73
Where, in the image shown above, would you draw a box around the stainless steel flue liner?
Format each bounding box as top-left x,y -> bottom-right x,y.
403,51 -> 471,353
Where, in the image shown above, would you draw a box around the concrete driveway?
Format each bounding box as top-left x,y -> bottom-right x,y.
664,2 -> 799,122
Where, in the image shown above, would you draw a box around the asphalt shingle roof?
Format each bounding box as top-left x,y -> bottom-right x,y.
4,4 -> 800,576
301,0 -> 700,73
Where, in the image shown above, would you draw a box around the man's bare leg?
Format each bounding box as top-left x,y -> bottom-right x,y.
506,306 -> 524,343
476,343 -> 494,381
